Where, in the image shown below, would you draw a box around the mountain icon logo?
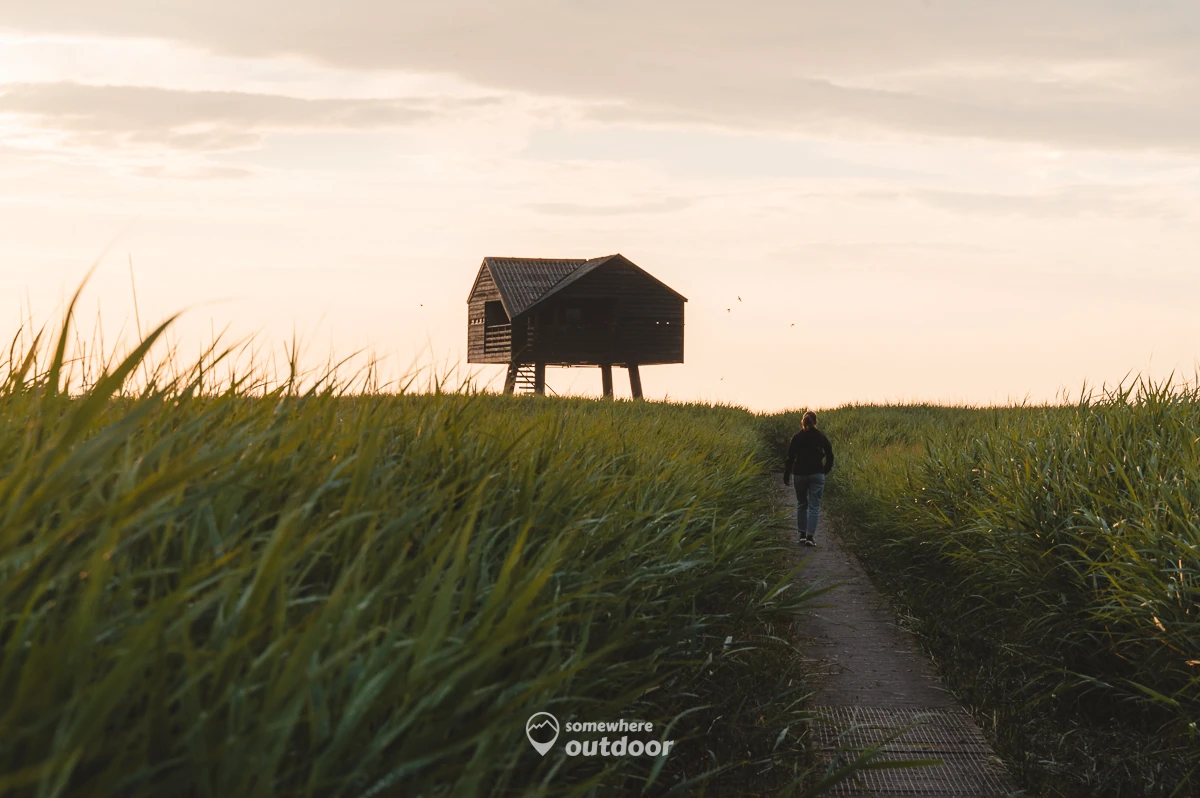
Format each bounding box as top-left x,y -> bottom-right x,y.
525,712 -> 560,756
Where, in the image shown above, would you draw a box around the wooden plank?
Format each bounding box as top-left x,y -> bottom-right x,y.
467,267 -> 506,364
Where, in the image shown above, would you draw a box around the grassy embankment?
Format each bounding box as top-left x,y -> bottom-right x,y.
762,389 -> 1200,797
0,299 -> 898,797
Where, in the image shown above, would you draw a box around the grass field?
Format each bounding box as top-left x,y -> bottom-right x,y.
12,292 -> 1198,797
763,387 -> 1200,797
0,301 -> 884,797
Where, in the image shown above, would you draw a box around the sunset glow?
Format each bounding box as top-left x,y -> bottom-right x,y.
2,2 -> 1198,410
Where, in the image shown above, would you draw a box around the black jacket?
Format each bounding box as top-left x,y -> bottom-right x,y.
784,428 -> 834,477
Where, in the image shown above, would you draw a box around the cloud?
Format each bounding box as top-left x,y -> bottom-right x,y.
0,82 -> 491,152
527,197 -> 693,216
912,185 -> 1196,220
129,164 -> 253,180
1,1 -> 1199,150
585,75 -> 1200,152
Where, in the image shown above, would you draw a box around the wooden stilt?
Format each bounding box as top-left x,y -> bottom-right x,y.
503,363 -> 518,395
601,364 -> 613,398
628,363 -> 643,400
534,363 -> 546,395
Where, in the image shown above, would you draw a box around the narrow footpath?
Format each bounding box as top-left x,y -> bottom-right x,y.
778,475 -> 1018,798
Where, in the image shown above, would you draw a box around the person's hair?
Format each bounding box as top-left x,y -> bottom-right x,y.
801,411 -> 817,430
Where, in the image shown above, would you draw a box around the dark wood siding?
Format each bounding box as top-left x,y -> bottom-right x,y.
466,265 -> 512,364
516,259 -> 684,366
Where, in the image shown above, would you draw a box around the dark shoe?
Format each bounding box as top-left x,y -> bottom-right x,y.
806,538 -> 816,547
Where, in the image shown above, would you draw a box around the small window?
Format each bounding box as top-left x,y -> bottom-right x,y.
484,301 -> 508,326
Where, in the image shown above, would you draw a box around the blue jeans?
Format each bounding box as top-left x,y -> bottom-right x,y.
794,473 -> 825,539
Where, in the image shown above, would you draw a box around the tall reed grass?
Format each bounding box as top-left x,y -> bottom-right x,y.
763,386 -> 1200,797
0,294 -> 847,796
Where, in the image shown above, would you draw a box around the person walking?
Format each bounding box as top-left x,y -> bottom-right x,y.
783,411 -> 834,546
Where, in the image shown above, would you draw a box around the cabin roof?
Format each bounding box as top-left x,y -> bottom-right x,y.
478,254 -> 686,318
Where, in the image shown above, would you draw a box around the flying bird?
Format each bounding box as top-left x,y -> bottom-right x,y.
738,296 -> 742,302
790,323 -> 795,327
726,308 -> 730,312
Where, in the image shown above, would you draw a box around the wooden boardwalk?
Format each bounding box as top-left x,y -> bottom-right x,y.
779,475 -> 1017,797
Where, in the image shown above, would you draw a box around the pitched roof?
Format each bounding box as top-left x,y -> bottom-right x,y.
483,255 -> 616,317
552,254 -> 687,304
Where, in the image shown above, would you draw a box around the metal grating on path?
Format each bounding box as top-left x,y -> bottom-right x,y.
811,706 -> 1014,796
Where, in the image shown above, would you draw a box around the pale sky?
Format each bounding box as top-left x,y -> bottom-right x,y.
1,2 -> 1198,411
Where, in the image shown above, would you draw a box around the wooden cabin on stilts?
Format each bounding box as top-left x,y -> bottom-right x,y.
466,254 -> 686,398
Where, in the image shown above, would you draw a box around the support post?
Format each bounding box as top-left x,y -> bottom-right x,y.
534,363 -> 546,395
600,364 -> 613,398
628,363 -> 643,400
503,363 -> 518,395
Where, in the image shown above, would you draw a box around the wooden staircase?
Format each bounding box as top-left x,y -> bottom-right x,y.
503,363 -> 552,395
513,364 -> 538,394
